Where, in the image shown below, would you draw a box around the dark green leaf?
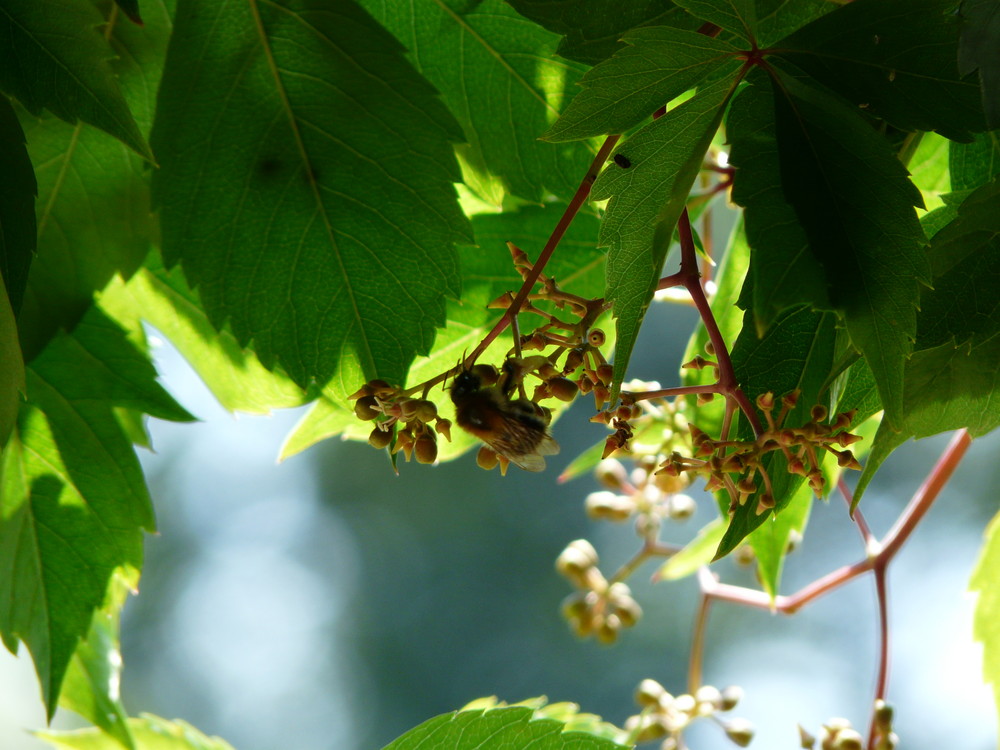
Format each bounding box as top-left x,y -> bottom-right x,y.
363,0 -> 593,202
673,0 -> 757,42
60,576 -> 135,750
114,0 -> 143,25
152,0 -> 471,394
715,306 -> 837,559
17,0 -> 172,360
755,0 -> 833,47
971,511 -> 1000,729
950,131 -> 1000,191
0,0 -> 150,159
382,705 -> 627,750
505,0 -> 700,65
833,357 -> 882,426
728,73 -> 828,331
0,271 -> 24,448
958,0 -> 1000,128
0,95 -> 35,314
0,307 -> 191,716
40,714 -> 236,750
592,72 -> 740,401
774,0 -> 985,140
767,68 -> 928,429
544,27 -> 740,141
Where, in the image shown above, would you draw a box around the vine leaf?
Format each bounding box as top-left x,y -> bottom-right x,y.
765,68 -> 929,430
0,272 -> 24,449
543,27 -> 741,141
971,510 -> 1000,729
0,0 -> 151,160
958,0 -> 1000,129
854,179 -> 1000,507
0,95 -> 36,315
716,306 -> 837,561
100,251 -> 309,416
382,705 -> 627,750
754,0 -> 834,47
39,715 -> 237,750
361,0 -> 593,203
774,0 -> 985,140
16,0 -> 172,361
655,519 -> 725,581
593,71 -> 740,402
950,131 -> 1000,191
0,308 -> 192,717
152,0 -> 471,394
282,203 -> 605,461
114,0 -> 143,25
505,0 -> 700,66
59,576 -> 135,750
673,0 -> 757,42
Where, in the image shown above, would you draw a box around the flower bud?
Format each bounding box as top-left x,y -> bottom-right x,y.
668,493 -> 697,520
586,491 -> 635,522
695,685 -> 722,713
414,434 -> 438,464
549,377 -> 578,402
635,678 -> 666,707
720,685 -> 743,711
588,329 -> 606,347
596,363 -> 614,384
477,446 -> 499,470
368,426 -> 392,450
723,718 -> 755,747
354,395 -> 381,421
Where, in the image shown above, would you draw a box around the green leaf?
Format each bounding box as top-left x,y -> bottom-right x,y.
766,67 -> 929,429
283,202 -> 605,461
544,27 -> 741,141
0,271 -> 24,448
39,715 -> 236,750
0,0 -> 150,160
505,0 -> 700,66
59,575 -> 135,750
958,0 -> 1000,129
755,0 -> 834,47
655,518 -> 725,580
592,71 -> 740,402
971,510 -> 1000,729
152,0 -> 470,393
727,73 -> 828,331
774,0 -> 985,140
100,251 -> 309,416
715,306 -> 837,559
673,0 -> 757,42
950,130 -> 1000,191
908,132 -> 951,211
362,0 -> 594,202
17,0 -> 172,360
0,307 -> 191,716
0,95 -> 36,314
747,470 -> 812,597
381,705 -> 627,750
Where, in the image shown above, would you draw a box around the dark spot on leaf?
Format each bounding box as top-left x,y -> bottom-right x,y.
256,157 -> 284,178
613,153 -> 632,169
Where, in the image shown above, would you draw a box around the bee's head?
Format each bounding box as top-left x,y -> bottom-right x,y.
450,369 -> 481,401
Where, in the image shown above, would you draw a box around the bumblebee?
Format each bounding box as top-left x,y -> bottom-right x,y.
450,363 -> 560,472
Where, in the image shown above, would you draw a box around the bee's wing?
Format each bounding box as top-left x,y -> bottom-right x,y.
535,434 -> 560,456
507,452 -> 547,472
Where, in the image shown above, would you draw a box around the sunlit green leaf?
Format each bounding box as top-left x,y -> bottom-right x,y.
17,0 -> 172,360
0,0 -> 150,159
39,714 -> 236,750
593,72 -> 740,401
362,0 -> 594,202
971,510 -> 1000,727
544,27 -> 741,141
655,518 -> 724,580
382,705 -> 627,750
152,0 -> 471,393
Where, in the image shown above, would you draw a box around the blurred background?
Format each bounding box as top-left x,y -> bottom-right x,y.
0,299 -> 996,750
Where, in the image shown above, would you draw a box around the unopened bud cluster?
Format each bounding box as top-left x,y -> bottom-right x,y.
556,540 -> 642,643
348,380 -> 451,465
799,707 -> 897,750
625,679 -> 752,749
586,455 -> 695,534
658,391 -> 863,515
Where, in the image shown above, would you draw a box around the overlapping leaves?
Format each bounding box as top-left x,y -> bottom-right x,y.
152,0 -> 471,394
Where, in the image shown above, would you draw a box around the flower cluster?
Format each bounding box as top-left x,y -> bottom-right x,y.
586,456 -> 695,533
799,703 -> 897,750
556,539 -> 642,643
658,391 -> 862,515
349,379 -> 452,465
625,679 -> 753,749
